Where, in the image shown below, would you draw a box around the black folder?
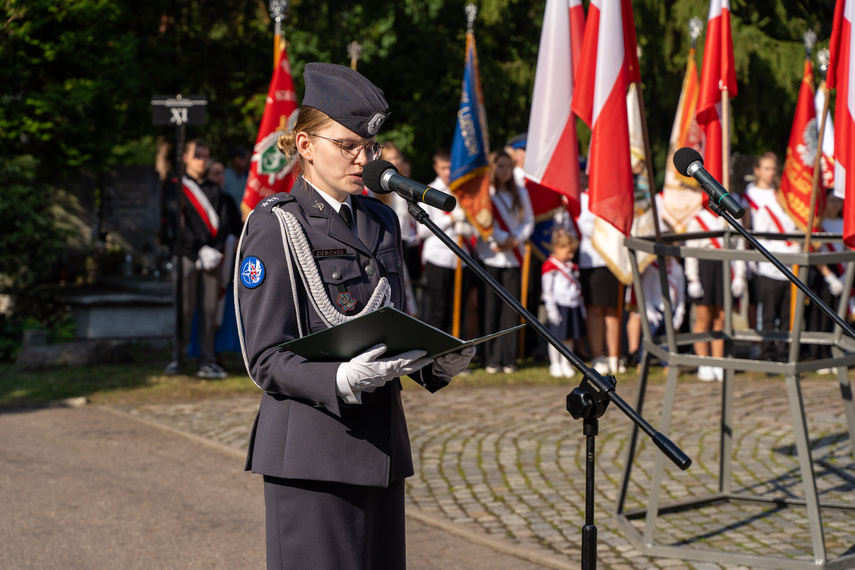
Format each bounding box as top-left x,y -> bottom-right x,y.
279,306 -> 524,362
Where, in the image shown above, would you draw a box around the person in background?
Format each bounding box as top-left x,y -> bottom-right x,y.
223,145 -> 251,209
542,228 -> 585,378
576,190 -> 625,376
207,160 -> 226,189
379,142 -> 421,310
235,62 -> 474,569
741,152 -> 779,348
476,149 -> 534,373
418,147 -> 475,335
807,188 -> 845,371
504,132 -> 527,189
684,205 -> 746,382
626,257 -> 686,368
164,139 -> 235,379
749,186 -> 800,367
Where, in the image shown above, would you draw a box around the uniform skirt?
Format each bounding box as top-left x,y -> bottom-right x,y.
692,259 -> 724,306
263,476 -> 405,570
548,305 -> 586,340
579,266 -> 621,308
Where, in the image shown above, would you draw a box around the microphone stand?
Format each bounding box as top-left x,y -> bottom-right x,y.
407,201 -> 692,570
705,202 -> 855,341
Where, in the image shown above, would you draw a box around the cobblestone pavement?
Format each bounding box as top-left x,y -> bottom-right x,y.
118,376 -> 855,569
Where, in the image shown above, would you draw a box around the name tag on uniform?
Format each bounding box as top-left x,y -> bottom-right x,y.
313,249 -> 348,258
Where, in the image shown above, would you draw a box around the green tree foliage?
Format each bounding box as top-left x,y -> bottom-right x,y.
0,0 -> 839,199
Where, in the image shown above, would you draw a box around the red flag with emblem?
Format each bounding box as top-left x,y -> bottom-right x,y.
241,43 -> 301,217
781,58 -> 825,231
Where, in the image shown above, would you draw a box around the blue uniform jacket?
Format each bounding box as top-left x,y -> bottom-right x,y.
237,178 -> 448,487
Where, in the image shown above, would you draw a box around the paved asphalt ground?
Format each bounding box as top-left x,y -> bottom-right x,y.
1,375 -> 854,569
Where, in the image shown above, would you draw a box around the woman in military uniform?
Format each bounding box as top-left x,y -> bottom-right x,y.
234,63 -> 474,569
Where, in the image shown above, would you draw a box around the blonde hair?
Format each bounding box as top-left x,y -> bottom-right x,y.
551,228 -> 579,254
276,107 -> 334,170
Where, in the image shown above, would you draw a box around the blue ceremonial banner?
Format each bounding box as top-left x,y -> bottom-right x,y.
450,31 -> 493,238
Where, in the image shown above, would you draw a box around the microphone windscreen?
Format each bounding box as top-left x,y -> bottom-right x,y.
673,147 -> 704,177
362,159 -> 396,194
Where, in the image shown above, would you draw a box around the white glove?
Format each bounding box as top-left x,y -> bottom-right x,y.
454,221 -> 473,239
672,303 -> 686,331
825,273 -> 844,296
336,344 -> 431,404
196,245 -> 223,271
433,346 -> 476,378
731,276 -> 746,298
547,307 -> 561,326
646,308 -> 662,329
688,279 -> 704,299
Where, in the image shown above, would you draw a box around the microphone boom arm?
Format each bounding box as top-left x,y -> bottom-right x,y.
406,200 -> 692,469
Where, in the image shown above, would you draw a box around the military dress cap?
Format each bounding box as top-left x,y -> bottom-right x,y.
302,62 -> 390,139
505,132 -> 527,150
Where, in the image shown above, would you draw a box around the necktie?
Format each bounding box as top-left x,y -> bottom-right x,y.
340,204 -> 353,229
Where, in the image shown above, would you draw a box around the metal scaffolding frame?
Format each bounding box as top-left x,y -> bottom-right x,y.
615,229 -> 855,569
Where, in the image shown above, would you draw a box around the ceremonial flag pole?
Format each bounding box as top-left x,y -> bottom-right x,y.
829,0 -> 855,247
450,4 -> 492,338
240,3 -> 300,218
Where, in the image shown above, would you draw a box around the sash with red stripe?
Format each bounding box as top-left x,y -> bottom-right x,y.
491,198 -> 524,266
693,214 -> 722,248
763,205 -> 793,246
542,256 -> 579,287
183,176 -> 219,238
826,241 -> 845,275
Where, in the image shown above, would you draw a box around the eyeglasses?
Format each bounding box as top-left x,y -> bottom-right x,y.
308,133 -> 383,161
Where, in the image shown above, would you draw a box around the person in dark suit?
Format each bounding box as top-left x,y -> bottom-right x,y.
235,62 -> 474,569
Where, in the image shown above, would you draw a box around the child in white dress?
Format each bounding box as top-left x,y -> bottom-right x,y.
542,229 -> 586,378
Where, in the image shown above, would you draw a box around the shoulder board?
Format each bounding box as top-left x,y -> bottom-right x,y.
256,192 -> 295,210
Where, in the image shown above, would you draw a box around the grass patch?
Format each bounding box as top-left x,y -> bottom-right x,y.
0,347 -> 257,408
5,342 -> 833,409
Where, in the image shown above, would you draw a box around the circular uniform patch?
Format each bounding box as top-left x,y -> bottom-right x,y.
240,256 -> 266,289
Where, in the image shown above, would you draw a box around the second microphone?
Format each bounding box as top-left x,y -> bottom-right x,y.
363,159 -> 457,213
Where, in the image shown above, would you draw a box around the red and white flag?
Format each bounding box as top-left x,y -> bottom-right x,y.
571,0 -> 636,237
241,43 -> 301,217
696,0 -> 738,185
525,0 -> 586,217
815,81 -> 835,191
828,0 -> 855,246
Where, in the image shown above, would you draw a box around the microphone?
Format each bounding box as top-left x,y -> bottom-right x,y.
363,160 -> 457,213
673,148 -> 745,219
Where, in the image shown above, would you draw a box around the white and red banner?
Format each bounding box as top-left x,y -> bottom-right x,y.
814,82 -> 836,191
525,0 -> 586,217
241,43 -> 301,217
828,0 -> 855,246
571,0 -> 636,238
696,0 -> 737,185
